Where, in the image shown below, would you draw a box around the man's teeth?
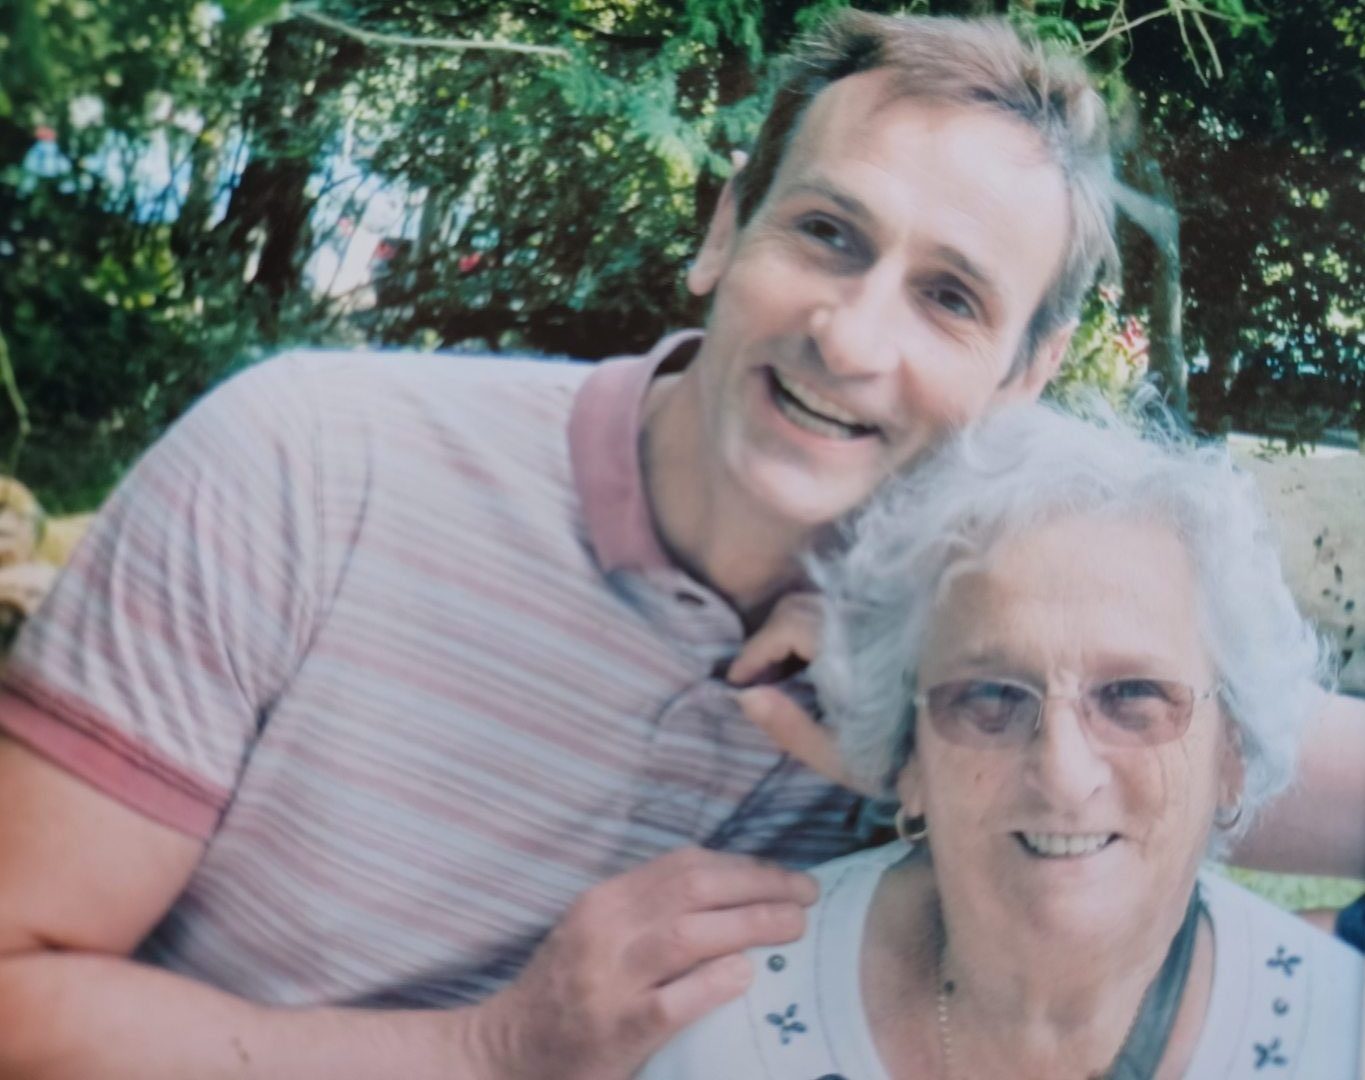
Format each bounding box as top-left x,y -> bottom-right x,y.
771,370 -> 872,439
1019,832 -> 1114,858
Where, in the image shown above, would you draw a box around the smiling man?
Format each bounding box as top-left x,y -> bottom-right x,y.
0,11 -> 1359,1080
645,71 -> 1082,610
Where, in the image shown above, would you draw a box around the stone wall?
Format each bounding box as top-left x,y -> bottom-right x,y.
1232,448 -> 1364,696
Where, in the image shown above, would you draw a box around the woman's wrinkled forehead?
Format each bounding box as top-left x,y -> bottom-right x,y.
916,511 -> 1208,680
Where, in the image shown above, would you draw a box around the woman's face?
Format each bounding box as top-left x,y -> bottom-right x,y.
896,512 -> 1240,945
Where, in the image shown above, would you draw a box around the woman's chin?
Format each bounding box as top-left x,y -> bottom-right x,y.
994,835 -> 1149,938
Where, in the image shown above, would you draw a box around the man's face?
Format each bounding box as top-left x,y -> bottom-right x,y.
685,72 -> 1073,529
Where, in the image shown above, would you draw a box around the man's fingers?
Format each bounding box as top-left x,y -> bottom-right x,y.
737,686 -> 876,796
624,901 -> 806,984
727,593 -> 822,685
620,847 -> 818,916
726,618 -> 809,684
491,849 -> 811,1079
636,953 -> 753,1048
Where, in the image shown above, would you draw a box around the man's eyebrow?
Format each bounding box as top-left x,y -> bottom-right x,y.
932,246 -> 997,297
781,180 -> 873,223
779,182 -> 1002,302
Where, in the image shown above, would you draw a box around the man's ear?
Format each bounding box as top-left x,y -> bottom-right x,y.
1014,319 -> 1076,401
687,171 -> 742,298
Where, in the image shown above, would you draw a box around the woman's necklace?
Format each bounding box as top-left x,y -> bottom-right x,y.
933,952 -> 1141,1080
934,966 -> 959,1079
933,890 -> 1202,1079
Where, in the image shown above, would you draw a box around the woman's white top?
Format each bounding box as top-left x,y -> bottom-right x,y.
638,843 -> 1364,1079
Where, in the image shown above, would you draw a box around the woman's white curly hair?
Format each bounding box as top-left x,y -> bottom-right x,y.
808,398 -> 1331,847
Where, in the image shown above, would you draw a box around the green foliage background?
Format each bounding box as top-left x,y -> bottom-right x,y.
0,0 -> 1361,513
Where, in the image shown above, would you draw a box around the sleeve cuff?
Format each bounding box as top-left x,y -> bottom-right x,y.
0,681 -> 228,840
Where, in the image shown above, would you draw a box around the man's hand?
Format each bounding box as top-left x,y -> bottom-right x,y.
0,729 -> 813,1080
727,593 -> 877,796
473,847 -> 818,1080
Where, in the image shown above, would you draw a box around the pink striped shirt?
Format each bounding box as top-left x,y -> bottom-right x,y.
0,336 -> 861,1006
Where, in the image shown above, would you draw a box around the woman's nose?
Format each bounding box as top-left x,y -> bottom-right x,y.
1024,698 -> 1113,808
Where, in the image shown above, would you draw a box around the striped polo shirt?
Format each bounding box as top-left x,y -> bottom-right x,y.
0,335 -> 862,1007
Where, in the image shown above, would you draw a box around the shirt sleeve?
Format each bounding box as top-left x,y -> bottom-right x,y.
0,354 -> 324,839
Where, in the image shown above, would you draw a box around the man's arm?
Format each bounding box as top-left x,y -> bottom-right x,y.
0,733 -> 814,1080
0,732 -> 476,1080
1232,691 -> 1365,879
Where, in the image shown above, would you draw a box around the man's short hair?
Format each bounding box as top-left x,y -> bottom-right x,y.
734,11 -> 1119,369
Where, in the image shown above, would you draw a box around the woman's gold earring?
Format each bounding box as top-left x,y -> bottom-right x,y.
895,806 -> 928,845
1214,797 -> 1244,830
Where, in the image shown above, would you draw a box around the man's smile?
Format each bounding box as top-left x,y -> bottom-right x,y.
766,368 -> 882,441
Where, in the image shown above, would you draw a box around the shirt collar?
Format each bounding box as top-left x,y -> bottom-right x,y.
569,330 -> 702,574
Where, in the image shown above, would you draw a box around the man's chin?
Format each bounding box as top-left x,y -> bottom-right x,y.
735,469 -> 869,534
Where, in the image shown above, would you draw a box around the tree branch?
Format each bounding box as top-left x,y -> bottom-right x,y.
500,0 -> 665,48
1082,0 -> 1242,67
1114,181 -> 1179,256
288,6 -> 571,59
0,326 -> 30,480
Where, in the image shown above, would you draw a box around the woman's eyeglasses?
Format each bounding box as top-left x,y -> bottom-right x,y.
914,676 -> 1221,749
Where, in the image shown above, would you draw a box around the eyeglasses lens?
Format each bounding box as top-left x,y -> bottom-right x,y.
923,678 -> 1195,747
1089,678 -> 1193,745
924,680 -> 1036,746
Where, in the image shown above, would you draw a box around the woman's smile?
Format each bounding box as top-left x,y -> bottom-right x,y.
1013,831 -> 1118,858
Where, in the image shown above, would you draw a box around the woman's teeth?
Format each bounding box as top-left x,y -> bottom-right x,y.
1019,832 -> 1115,858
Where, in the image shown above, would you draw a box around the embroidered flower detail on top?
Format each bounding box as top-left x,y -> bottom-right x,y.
1253,1037 -> 1288,1069
1265,946 -> 1302,978
765,1003 -> 808,1045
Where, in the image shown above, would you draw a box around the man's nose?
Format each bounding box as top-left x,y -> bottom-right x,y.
1024,698 -> 1113,809
808,267 -> 908,377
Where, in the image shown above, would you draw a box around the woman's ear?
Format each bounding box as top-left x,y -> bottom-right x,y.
894,749 -> 927,822
1217,719 -> 1247,817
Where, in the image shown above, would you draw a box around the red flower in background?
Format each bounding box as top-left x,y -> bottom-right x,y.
1116,316 -> 1150,371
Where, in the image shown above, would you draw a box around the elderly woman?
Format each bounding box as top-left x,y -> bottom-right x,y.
640,403 -> 1363,1079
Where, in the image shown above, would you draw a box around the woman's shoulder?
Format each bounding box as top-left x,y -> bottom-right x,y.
1187,870 -> 1362,1077
636,843 -> 907,1080
807,839 -> 912,892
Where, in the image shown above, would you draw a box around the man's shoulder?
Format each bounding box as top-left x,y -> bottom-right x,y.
219,349 -> 600,460
262,347 -> 596,400
807,839 -> 908,890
